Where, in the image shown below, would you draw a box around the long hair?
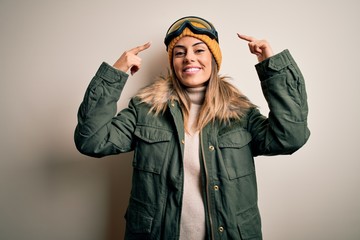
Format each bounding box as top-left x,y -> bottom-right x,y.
136,57 -> 256,131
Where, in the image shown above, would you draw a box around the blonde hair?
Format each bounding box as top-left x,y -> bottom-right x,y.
136,58 -> 256,132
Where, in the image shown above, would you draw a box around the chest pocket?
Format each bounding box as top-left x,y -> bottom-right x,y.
133,126 -> 172,174
218,129 -> 254,180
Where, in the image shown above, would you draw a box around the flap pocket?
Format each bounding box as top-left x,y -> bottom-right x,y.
218,129 -> 252,148
134,126 -> 172,143
133,126 -> 172,174
218,129 -> 254,179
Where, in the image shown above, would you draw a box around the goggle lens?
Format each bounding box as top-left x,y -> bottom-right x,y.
164,16 -> 218,48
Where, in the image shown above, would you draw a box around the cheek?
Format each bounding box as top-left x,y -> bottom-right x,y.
171,63 -> 182,80
174,66 -> 183,77
202,54 -> 213,68
204,58 -> 213,75
172,60 -> 181,73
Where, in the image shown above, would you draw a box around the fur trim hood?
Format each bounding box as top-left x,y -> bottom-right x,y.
136,74 -> 256,122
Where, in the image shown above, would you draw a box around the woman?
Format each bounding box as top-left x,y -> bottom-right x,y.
75,16 -> 310,240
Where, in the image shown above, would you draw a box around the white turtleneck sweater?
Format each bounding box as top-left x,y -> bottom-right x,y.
180,86 -> 206,240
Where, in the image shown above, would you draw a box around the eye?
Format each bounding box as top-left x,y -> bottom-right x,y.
195,49 -> 205,54
174,51 -> 185,57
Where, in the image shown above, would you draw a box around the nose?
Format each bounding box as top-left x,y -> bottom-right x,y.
184,51 -> 195,63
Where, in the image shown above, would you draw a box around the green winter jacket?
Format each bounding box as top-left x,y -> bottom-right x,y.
74,49 -> 310,240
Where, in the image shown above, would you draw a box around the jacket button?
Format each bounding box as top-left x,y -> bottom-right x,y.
171,103 -> 175,107
208,145 -> 214,151
181,139 -> 185,144
218,226 -> 224,232
214,185 -> 219,191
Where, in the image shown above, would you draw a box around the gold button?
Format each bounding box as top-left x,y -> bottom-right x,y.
181,139 -> 185,144
209,145 -> 214,151
171,102 -> 175,107
214,185 -> 219,191
218,226 -> 224,232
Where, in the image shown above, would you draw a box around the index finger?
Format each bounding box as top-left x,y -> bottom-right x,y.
237,34 -> 256,42
130,42 -> 151,55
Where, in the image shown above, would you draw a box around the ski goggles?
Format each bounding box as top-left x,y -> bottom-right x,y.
164,16 -> 219,49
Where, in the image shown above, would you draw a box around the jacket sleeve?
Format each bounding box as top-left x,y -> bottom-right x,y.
247,49 -> 310,156
74,62 -> 137,157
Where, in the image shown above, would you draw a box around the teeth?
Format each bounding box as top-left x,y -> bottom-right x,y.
184,68 -> 200,72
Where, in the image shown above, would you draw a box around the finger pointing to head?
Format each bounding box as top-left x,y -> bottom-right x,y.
237,34 -> 256,42
131,42 -> 151,55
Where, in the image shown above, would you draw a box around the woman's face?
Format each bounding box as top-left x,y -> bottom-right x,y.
172,36 -> 213,88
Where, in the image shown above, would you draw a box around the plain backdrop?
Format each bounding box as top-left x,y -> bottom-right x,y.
1,0 -> 359,239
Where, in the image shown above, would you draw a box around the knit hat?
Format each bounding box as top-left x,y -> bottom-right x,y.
165,18 -> 222,70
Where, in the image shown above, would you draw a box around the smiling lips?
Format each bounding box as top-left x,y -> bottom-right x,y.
183,67 -> 201,73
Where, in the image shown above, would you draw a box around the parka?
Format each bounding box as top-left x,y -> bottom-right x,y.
74,49 -> 310,240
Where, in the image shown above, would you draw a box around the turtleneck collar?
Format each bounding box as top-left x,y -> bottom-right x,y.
185,86 -> 206,106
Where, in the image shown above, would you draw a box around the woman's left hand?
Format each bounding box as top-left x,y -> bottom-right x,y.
237,34 -> 273,62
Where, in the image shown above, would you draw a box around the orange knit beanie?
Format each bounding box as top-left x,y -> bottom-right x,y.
166,21 -> 222,70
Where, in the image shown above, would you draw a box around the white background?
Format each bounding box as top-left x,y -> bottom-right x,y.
1,0 -> 359,239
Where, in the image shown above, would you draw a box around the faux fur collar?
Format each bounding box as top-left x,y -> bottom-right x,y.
136,75 -> 255,119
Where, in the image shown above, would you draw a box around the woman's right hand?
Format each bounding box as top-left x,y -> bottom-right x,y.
113,42 -> 151,75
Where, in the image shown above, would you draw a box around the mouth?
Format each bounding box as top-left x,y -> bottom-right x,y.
183,67 -> 201,73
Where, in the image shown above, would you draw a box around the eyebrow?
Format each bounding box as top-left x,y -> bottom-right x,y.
173,41 -> 206,49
